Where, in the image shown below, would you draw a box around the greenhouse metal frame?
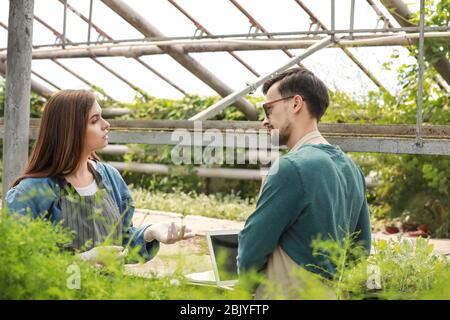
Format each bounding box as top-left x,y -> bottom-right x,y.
1,0 -> 449,194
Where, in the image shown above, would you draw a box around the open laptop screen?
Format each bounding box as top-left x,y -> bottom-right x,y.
209,233 -> 239,282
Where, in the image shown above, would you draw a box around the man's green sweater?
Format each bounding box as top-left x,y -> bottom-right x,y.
237,144 -> 371,278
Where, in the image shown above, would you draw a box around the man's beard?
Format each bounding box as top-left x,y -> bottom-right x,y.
270,122 -> 292,146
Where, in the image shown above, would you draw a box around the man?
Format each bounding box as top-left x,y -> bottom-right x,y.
237,68 -> 371,298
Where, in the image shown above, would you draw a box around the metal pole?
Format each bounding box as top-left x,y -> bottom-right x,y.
168,0 -> 260,77
87,0 -> 93,45
33,14 -> 148,99
1,25 -> 449,50
350,0 -> 355,40
0,23 -> 54,98
3,32 -> 449,58
293,0 -> 386,91
416,0 -> 425,147
102,0 -> 259,120
381,0 -> 450,86
31,70 -> 61,90
190,36 -> 332,121
13,31 -> 450,60
2,0 -> 35,196
229,0 -> 306,69
51,59 -> 114,100
4,118 -> 450,138
3,16 -> 109,99
33,15 -> 113,99
62,0 -> 67,49
331,0 -> 335,41
59,0 -> 187,95
368,0 -> 447,92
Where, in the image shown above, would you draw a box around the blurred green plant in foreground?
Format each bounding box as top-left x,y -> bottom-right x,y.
1,208 -> 449,300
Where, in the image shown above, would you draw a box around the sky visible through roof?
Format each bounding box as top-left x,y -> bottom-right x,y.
0,0 -> 420,102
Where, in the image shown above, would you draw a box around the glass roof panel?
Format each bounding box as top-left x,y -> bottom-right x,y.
0,0 -> 434,102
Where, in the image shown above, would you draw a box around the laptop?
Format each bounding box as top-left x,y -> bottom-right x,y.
185,230 -> 240,289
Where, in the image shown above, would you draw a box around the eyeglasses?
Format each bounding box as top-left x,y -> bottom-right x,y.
260,96 -> 295,118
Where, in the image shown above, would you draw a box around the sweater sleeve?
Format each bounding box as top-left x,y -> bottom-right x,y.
237,158 -> 307,273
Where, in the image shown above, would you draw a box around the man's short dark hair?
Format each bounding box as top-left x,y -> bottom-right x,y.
262,68 -> 330,120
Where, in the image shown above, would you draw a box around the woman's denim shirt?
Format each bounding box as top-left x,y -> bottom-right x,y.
5,161 -> 159,261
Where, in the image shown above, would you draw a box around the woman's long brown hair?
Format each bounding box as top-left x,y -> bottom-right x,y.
12,90 -> 100,187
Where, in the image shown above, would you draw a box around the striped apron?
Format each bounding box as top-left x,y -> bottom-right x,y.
59,164 -> 123,251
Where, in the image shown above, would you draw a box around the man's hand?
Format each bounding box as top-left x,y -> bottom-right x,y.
144,221 -> 195,244
79,245 -> 128,266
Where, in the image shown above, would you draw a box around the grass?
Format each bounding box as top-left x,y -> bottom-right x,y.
130,187 -> 256,221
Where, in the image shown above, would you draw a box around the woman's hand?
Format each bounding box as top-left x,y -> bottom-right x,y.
144,222 -> 195,244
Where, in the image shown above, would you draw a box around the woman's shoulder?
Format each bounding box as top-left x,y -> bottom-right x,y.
93,160 -> 120,176
92,161 -> 130,199
92,161 -> 126,189
12,176 -> 58,191
6,176 -> 59,205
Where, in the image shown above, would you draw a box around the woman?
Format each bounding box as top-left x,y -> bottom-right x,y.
6,90 -> 193,264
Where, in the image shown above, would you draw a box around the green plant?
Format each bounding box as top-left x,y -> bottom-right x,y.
374,154 -> 449,237
0,208 -> 257,299
365,237 -> 450,299
131,188 -> 255,221
308,234 -> 450,300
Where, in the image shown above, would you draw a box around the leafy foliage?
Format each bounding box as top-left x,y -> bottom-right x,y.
131,188 -> 255,221
0,209 -> 256,300
1,210 -> 448,300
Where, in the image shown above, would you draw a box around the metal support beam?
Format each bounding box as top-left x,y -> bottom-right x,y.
331,0 -> 335,41
0,20 -> 54,98
33,15 -> 116,99
4,20 -> 450,48
2,16 -> 112,100
2,24 -> 448,51
31,70 -> 61,90
381,0 -> 450,86
14,32 -> 450,60
293,0 -> 387,91
4,118 -> 448,138
1,119 -> 449,155
190,37 -> 333,120
58,0 -> 187,96
2,0 -> 34,196
415,0 -> 425,147
0,60 -> 53,98
108,161 -> 377,186
2,127 -> 448,155
51,59 -> 114,100
33,13 -> 149,99
367,0 -> 448,92
366,0 -> 394,29
350,0 -> 355,39
62,0 -> 67,49
101,0 -> 258,120
168,0 -> 260,77
229,0 -> 306,69
3,128 -> 448,155
87,0 -> 93,45
108,162 -> 265,181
